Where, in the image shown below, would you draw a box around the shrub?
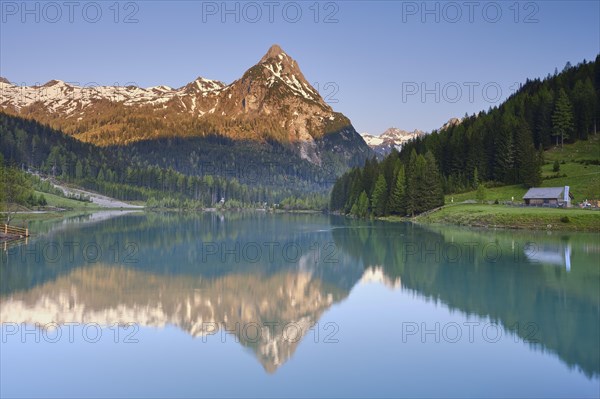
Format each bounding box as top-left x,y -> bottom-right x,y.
560,216 -> 570,223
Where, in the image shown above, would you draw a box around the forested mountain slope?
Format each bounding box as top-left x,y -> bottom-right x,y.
331,56 -> 599,216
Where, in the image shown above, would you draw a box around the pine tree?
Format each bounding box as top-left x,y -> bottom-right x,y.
363,156 -> 379,197
553,160 -> 560,172
346,169 -> 365,214
513,123 -> 541,187
371,174 -> 388,216
552,88 -> 574,148
387,165 -> 406,215
358,191 -> 370,218
405,150 -> 419,216
494,117 -> 515,183
75,160 -> 83,179
533,87 -> 554,148
351,190 -> 370,218
520,142 -> 542,188
472,167 -> 479,189
329,177 -> 345,211
573,78 -> 596,140
423,151 -> 444,210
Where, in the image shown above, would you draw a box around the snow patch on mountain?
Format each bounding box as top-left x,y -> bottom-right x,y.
260,47 -> 317,101
361,128 -> 424,157
0,77 -> 227,115
361,118 -> 463,157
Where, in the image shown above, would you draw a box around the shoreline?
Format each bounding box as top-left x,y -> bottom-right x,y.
6,204 -> 599,233
387,203 -> 600,232
4,207 -> 324,223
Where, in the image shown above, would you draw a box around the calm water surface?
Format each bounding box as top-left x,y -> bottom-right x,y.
1,212 -> 598,398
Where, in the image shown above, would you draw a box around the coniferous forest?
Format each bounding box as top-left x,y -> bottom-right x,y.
0,113 -> 329,209
330,56 -> 599,217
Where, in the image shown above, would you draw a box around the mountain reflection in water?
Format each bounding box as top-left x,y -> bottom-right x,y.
1,212 -> 598,377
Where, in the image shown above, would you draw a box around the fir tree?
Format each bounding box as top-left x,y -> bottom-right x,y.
552,88 -> 574,148
472,167 -> 479,189
573,78 -> 596,139
371,174 -> 388,216
405,150 -> 419,216
553,160 -> 560,172
520,142 -> 542,188
423,151 -> 444,210
387,165 -> 406,215
352,190 -> 370,218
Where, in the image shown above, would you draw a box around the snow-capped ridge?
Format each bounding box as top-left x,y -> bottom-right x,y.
361,117 -> 463,157
361,127 -> 424,157
0,44 -> 373,167
0,75 -> 228,114
42,79 -> 70,88
190,77 -> 226,92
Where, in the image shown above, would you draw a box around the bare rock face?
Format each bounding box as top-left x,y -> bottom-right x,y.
439,117 -> 462,131
0,45 -> 371,166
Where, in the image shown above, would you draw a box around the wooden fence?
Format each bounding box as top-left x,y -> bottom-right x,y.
3,224 -> 29,237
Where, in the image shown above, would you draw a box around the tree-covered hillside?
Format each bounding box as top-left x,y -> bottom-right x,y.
331,56 -> 599,216
0,112 -> 326,207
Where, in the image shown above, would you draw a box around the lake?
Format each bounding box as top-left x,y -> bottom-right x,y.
1,212 -> 598,398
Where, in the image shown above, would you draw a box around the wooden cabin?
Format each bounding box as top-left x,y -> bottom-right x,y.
523,186 -> 573,207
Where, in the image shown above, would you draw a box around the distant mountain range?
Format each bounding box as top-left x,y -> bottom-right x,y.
361,128 -> 425,157
361,118 -> 462,157
0,45 -> 372,171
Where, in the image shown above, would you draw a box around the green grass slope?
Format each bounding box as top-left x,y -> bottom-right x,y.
446,135 -> 600,204
419,135 -> 600,232
418,203 -> 599,232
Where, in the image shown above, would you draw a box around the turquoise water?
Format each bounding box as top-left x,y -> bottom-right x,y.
1,212 -> 598,397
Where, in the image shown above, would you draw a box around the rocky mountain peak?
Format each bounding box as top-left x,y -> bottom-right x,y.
0,46 -> 373,167
440,117 -> 462,131
381,127 -> 424,139
260,44 -> 288,62
42,79 -> 69,88
257,44 -> 304,81
185,76 -> 226,93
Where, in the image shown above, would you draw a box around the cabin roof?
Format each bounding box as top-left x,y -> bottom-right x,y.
523,187 -> 568,199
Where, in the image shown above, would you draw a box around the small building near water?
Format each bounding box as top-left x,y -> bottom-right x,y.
523,186 -> 573,207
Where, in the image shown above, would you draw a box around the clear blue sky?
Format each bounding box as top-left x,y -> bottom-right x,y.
1,0 -> 598,134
